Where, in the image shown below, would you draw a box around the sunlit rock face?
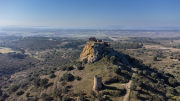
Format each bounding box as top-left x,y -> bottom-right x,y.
79,41 -> 104,63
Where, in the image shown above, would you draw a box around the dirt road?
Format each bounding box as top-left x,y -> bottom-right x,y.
122,68 -> 136,101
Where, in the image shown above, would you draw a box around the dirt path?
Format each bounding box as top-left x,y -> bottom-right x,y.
122,68 -> 136,101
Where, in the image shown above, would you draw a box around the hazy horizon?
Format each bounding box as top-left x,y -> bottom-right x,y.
0,0 -> 180,29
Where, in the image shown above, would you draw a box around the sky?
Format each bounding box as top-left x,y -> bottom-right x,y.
0,0 -> 180,29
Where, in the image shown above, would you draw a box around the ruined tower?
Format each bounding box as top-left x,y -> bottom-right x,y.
93,75 -> 102,91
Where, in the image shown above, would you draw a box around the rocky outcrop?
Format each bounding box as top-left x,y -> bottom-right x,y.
79,41 -> 104,63
79,40 -> 132,67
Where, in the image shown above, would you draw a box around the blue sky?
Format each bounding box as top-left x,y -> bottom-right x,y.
0,0 -> 180,28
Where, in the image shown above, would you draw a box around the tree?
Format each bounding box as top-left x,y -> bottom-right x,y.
63,73 -> 74,82
113,66 -> 121,74
134,91 -> 139,98
151,72 -> 157,78
153,56 -> 157,61
168,77 -> 177,86
143,70 -> 147,75
177,97 -> 180,101
40,78 -> 49,87
136,80 -> 143,87
16,91 -> 24,96
26,92 -> 30,97
61,81 -> 67,86
0,89 -> 2,96
130,84 -> 137,90
49,73 -> 56,78
82,58 -> 88,64
137,70 -> 142,75
105,55 -> 110,61
110,56 -> 116,63
62,95 -> 70,101
175,86 -> 180,93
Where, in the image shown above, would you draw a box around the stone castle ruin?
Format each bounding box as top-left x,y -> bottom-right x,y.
93,75 -> 102,91
80,37 -> 132,67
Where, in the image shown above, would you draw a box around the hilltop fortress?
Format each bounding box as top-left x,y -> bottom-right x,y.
79,37 -> 115,63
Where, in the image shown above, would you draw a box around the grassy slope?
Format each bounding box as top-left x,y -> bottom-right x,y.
13,58 -> 131,101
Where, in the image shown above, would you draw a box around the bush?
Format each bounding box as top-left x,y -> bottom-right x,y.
79,95 -> 85,101
26,92 -> 30,97
133,91 -> 139,98
10,85 -> 19,93
168,77 -> 177,86
40,78 -> 49,87
59,77 -> 64,82
49,73 -> 56,78
90,90 -> 96,97
130,83 -> 137,90
62,87 -> 68,94
61,81 -> 67,86
153,56 -> 157,61
66,66 -> 73,71
143,70 -> 147,75
110,56 -> 116,63
63,73 -> 74,82
53,89 -> 62,97
62,95 -> 70,101
97,93 -> 103,101
151,72 -> 157,78
75,76 -> 81,80
137,70 -> 142,75
16,90 -> 24,96
175,86 -> 180,93
82,58 -> 88,64
177,97 -> 180,101
113,67 -> 121,74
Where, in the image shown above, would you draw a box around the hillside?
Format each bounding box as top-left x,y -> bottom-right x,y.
1,37 -> 180,101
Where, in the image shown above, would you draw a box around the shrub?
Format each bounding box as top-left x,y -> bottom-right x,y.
75,76 -> 81,80
113,66 -> 121,74
177,97 -> 180,101
79,95 -> 85,101
90,97 -> 95,101
175,86 -> 180,93
61,65 -> 67,71
110,56 -> 116,63
62,95 -> 70,101
76,63 -> 82,70
82,58 -> 88,64
59,77 -> 64,82
97,93 -> 103,101
26,92 -> 30,97
16,90 -> 24,96
137,70 -> 142,75
130,83 -> 137,90
40,78 -> 49,87
168,77 -> 177,86
62,87 -> 68,94
133,91 -> 139,98
143,70 -> 147,75
53,89 -> 62,97
90,90 -> 96,97
49,73 -> 56,78
151,72 -> 157,78
10,85 -> 19,93
105,55 -> 110,61
66,66 -> 73,71
63,73 -> 74,82
153,56 -> 157,61
61,81 -> 67,86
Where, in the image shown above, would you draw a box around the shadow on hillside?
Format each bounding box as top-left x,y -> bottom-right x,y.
44,82 -> 54,88
141,84 -> 165,96
102,85 -> 121,91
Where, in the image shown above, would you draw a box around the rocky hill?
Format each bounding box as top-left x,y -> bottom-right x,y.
79,39 -> 131,67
